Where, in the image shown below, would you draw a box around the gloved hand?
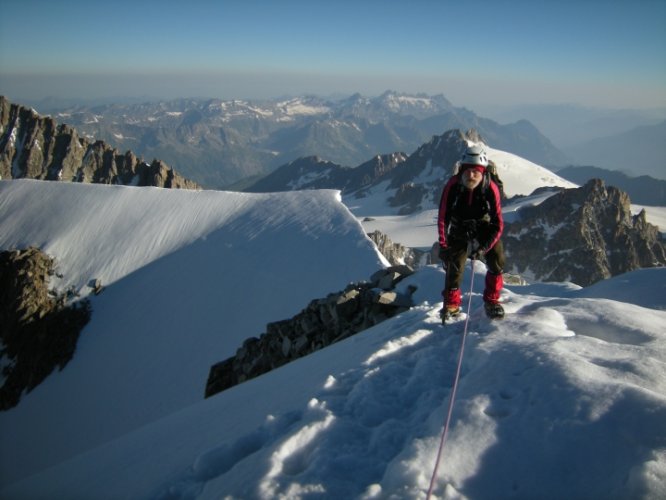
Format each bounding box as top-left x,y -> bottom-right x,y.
438,245 -> 450,263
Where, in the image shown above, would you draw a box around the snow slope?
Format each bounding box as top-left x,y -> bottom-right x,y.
484,145 -> 578,198
1,178 -> 665,499
3,264 -> 665,500
0,179 -> 386,484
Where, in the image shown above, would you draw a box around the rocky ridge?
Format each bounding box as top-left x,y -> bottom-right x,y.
246,152 -> 409,193
0,96 -> 200,189
503,179 -> 666,286
0,247 -> 91,410
366,230 -> 431,268
249,128 -> 479,215
381,128 -> 484,214
205,265 -> 416,398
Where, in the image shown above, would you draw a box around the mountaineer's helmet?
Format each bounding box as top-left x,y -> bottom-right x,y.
460,145 -> 489,167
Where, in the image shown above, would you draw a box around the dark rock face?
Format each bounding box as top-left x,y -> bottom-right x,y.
205,266 -> 416,398
503,179 -> 666,286
245,152 -> 409,194
391,129 -> 485,213
0,96 -> 199,189
0,247 -> 91,410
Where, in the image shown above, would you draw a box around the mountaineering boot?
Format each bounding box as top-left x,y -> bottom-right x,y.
484,301 -> 505,319
440,288 -> 462,324
440,305 -> 462,323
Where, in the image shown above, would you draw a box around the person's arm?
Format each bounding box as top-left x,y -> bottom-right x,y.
483,180 -> 504,251
437,177 -> 457,248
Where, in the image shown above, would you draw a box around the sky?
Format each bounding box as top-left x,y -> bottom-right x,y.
1,174 -> 665,498
0,0 -> 666,108
1,0 -> 665,110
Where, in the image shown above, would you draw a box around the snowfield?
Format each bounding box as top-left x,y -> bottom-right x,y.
1,174 -> 665,499
0,179 -> 386,485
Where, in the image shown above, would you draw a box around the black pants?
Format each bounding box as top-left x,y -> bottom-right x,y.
444,237 -> 505,292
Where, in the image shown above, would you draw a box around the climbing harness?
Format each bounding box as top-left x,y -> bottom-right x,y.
426,256 -> 477,499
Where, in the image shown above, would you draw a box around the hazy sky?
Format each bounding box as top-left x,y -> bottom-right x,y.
1,0 -> 665,110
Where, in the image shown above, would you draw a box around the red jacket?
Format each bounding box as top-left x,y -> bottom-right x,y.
437,174 -> 504,251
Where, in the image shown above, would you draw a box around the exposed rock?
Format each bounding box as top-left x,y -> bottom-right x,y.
88,278 -> 104,295
385,129 -> 476,214
367,230 -> 430,268
503,179 -> 666,286
246,153 -> 409,194
205,265 -> 416,398
0,247 -> 91,410
0,96 -> 200,189
246,128 -> 492,215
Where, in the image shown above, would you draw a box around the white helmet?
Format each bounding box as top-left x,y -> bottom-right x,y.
460,145 -> 488,167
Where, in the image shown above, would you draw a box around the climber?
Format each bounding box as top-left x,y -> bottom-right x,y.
437,145 -> 505,321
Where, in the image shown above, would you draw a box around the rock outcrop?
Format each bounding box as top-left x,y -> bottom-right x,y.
383,129 -> 478,214
0,96 -> 200,189
246,153 -> 409,194
0,247 -> 91,410
366,230 -> 430,268
205,265 -> 416,398
503,179 -> 666,286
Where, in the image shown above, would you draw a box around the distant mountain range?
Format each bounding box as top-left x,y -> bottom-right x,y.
556,165 -> 666,205
32,91 -> 569,189
562,120 -> 666,179
246,128 -> 577,215
486,103 -> 666,149
4,93 -> 662,211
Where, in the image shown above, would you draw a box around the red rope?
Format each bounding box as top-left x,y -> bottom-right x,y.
426,258 -> 476,499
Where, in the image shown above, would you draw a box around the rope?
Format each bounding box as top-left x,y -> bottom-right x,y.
426,257 -> 477,499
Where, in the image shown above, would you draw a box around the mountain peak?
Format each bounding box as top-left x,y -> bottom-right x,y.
504,178 -> 665,285
0,97 -> 200,189
376,90 -> 453,115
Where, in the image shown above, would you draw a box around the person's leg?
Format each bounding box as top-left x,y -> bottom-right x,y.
483,271 -> 503,303
483,240 -> 506,318
442,241 -> 468,309
483,240 -> 504,303
484,239 -> 505,275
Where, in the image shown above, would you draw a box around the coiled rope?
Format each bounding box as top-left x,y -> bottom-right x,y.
426,257 -> 477,499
